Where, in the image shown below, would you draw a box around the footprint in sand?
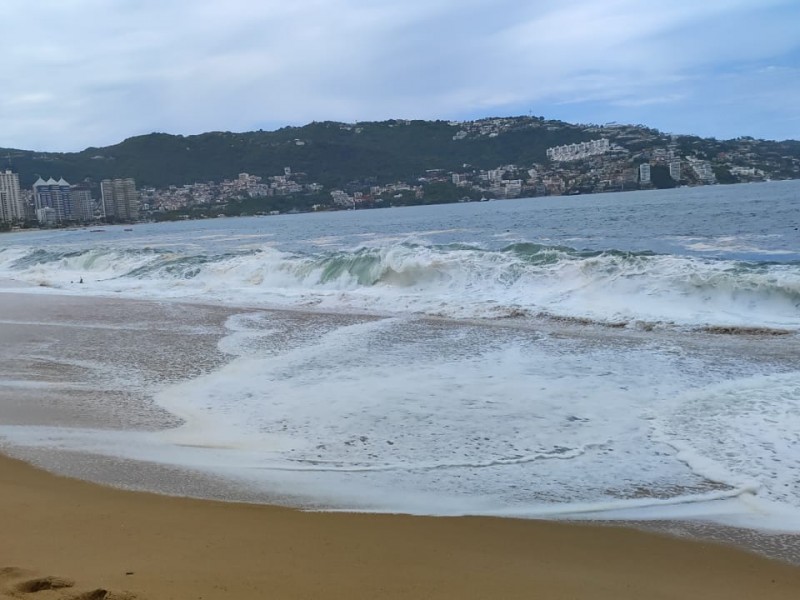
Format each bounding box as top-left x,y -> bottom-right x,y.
15,576 -> 75,594
0,567 -> 138,599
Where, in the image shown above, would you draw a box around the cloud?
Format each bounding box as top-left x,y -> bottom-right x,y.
0,0 -> 797,150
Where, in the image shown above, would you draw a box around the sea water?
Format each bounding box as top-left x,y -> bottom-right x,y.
0,181 -> 799,533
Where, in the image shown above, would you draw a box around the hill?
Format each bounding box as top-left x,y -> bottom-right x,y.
2,117 -> 800,221
4,117 -> 797,190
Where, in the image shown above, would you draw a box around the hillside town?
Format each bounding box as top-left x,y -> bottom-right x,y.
2,117 -> 799,228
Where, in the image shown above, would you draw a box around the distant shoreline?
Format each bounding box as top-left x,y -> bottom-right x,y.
3,117 -> 798,228
2,177 -> 797,233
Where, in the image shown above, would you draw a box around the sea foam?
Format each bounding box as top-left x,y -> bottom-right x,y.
1,242 -> 798,330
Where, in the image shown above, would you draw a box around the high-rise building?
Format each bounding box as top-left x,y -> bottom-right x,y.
669,160 -> 681,182
70,184 -> 95,222
33,177 -> 73,223
639,163 -> 651,184
0,169 -> 25,224
101,178 -> 138,222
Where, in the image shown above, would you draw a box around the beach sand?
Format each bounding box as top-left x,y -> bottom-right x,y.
2,289 -> 800,599
2,452 -> 800,600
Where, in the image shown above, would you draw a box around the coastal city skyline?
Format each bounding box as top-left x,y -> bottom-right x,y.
4,114 -> 798,227
1,0 -> 798,152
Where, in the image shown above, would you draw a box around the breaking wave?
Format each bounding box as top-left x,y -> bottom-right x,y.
1,242 -> 798,329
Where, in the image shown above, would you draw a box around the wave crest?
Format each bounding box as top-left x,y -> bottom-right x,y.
1,242 -> 798,329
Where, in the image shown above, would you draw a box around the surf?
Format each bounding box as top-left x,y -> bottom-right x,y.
1,242 -> 798,330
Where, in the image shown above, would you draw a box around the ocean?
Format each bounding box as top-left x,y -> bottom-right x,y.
0,181 -> 799,537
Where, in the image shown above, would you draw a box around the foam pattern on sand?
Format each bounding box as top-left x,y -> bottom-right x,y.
2,312 -> 799,530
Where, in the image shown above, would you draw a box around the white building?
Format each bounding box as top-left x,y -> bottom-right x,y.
546,138 -> 610,162
730,166 -> 764,178
487,168 -> 506,182
501,179 -> 523,198
330,190 -> 353,207
0,169 -> 25,223
35,206 -> 57,226
639,163 -> 651,184
687,158 -> 716,184
669,160 -> 681,181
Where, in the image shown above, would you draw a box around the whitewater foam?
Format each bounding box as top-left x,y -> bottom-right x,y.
1,242 -> 798,330
2,188 -> 800,533
3,308 -> 797,529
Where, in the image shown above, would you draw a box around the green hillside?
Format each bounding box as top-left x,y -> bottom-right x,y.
2,118 -> 592,188
3,116 -> 799,191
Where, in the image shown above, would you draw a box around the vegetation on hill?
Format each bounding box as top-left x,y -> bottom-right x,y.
2,118 -> 799,215
2,117 -> 603,188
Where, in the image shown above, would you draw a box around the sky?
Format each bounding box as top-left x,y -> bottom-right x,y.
2,0 -> 799,152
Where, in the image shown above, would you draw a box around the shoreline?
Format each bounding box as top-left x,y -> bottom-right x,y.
5,440 -> 800,567
2,287 -> 800,593
2,452 -> 800,600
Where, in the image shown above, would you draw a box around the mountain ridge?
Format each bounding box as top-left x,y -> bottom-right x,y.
2,116 -> 799,191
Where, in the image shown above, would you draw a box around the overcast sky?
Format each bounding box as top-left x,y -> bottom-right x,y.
2,0 -> 798,151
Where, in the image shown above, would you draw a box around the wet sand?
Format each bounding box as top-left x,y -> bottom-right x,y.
2,289 -> 800,598
3,452 -> 800,600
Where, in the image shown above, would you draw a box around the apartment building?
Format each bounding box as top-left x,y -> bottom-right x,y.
0,169 -> 25,223
101,178 -> 139,221
33,177 -> 73,223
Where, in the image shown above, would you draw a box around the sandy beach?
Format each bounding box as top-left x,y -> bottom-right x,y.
2,452 -> 800,600
1,290 -> 800,599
